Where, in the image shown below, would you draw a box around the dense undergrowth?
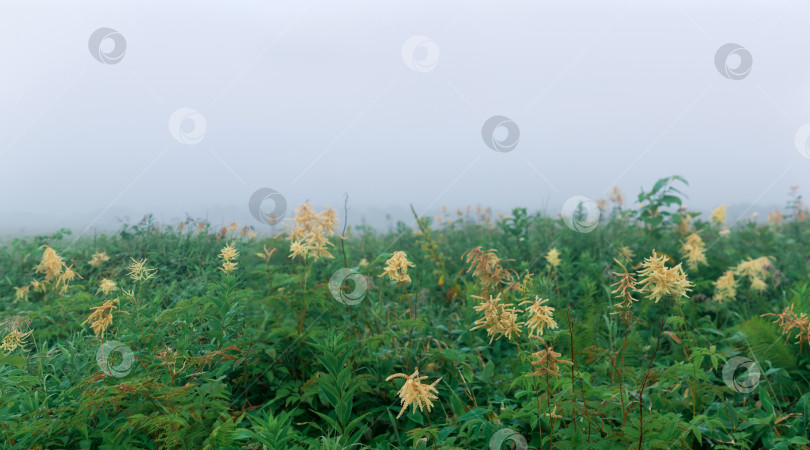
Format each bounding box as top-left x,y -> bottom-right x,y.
1,176 -> 810,449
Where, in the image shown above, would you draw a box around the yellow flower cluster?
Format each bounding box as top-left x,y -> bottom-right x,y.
713,270 -> 737,303
98,279 -> 118,297
127,258 -> 157,282
16,246 -> 83,298
609,186 -> 623,208
711,205 -> 728,225
470,294 -> 524,344
285,203 -> 339,261
88,251 -> 110,268
545,248 -> 561,269
380,251 -> 415,284
735,257 -> 771,292
219,242 -> 239,275
637,250 -> 692,303
616,246 -> 635,263
386,368 -> 442,419
520,296 -> 558,337
82,299 -> 127,337
0,329 -> 32,353
680,233 -> 707,272
710,257 -> 771,302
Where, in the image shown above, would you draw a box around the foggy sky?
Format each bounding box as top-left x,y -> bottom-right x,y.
1,1 -> 809,236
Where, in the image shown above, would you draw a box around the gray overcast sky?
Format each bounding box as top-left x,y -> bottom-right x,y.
1,1 -> 810,235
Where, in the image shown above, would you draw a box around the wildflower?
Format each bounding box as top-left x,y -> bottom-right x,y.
546,405 -> 563,419
228,221 -> 238,232
386,369 -> 442,419
30,280 -> 45,293
611,259 -> 640,307
711,205 -> 728,225
32,246 -> 81,294
675,214 -> 692,236
380,251 -> 415,284
219,242 -> 239,275
219,243 -> 239,275
637,250 -> 692,303
680,233 -> 707,271
284,203 -> 339,261
713,270 -> 737,303
597,199 -> 608,210
768,209 -> 784,224
248,230 -> 257,239
462,247 -> 519,293
520,296 -> 558,337
57,265 -> 82,293
609,186 -> 623,207
470,294 -> 524,343
127,258 -> 157,282
763,304 -> 810,347
719,227 -> 731,237
528,337 -> 572,378
256,245 -> 277,262
14,286 -> 30,302
178,221 -> 186,232
616,246 -> 635,263
735,257 -> 771,292
0,329 -> 33,353
97,279 -> 118,296
197,222 -> 207,234
36,246 -> 64,281
82,299 -> 127,337
288,240 -> 309,260
545,248 -> 561,269
750,277 -> 767,292
88,252 -> 110,268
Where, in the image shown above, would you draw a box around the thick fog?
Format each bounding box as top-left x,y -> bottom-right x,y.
1,0 -> 809,236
